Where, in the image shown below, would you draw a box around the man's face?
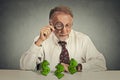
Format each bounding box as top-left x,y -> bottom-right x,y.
51,13 -> 73,41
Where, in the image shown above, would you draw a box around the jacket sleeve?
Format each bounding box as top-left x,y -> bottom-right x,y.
81,36 -> 107,72
20,36 -> 44,70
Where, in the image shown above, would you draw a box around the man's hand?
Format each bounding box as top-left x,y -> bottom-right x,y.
61,63 -> 69,72
35,25 -> 55,46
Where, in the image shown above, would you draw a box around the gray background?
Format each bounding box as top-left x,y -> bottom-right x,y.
0,0 -> 120,70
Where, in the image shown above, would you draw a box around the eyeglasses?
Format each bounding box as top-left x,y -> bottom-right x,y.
54,21 -> 72,30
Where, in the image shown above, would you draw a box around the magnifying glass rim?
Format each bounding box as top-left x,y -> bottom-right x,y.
54,22 -> 64,30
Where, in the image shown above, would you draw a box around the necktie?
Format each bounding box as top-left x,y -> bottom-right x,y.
58,41 -> 70,64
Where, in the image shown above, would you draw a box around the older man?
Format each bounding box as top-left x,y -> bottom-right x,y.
20,6 -> 107,72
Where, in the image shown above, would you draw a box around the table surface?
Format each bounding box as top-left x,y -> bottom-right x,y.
0,70 -> 120,80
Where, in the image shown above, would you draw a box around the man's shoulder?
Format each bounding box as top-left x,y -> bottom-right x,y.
72,30 -> 89,39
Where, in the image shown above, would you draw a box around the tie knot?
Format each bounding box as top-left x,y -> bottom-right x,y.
58,41 -> 67,47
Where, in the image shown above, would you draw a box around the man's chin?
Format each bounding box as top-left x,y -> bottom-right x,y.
58,36 -> 69,41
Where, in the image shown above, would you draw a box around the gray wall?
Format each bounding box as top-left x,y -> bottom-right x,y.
0,0 -> 120,70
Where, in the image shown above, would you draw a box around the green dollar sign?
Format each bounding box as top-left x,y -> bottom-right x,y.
54,63 -> 64,79
41,60 -> 50,76
68,58 -> 78,74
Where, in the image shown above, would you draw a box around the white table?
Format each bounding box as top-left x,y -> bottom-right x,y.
0,70 -> 120,80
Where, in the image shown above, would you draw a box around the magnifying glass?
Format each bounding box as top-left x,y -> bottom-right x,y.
54,22 -> 64,30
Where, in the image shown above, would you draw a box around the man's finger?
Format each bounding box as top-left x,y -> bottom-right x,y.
49,25 -> 55,31
61,63 -> 69,72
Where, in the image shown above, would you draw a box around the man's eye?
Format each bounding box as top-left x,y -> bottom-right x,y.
57,24 -> 62,27
66,24 -> 71,27
54,22 -> 64,30
56,22 -> 63,27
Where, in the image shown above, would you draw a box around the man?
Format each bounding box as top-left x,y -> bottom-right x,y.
20,6 -> 107,72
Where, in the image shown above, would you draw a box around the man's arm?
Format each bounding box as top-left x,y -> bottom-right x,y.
20,25 -> 54,70
20,36 -> 44,70
81,36 -> 107,71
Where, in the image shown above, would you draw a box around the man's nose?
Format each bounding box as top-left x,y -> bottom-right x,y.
61,26 -> 67,33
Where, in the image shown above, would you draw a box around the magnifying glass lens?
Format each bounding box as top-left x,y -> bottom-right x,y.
54,22 -> 64,30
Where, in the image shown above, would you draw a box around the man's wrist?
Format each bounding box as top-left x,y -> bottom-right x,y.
35,39 -> 43,47
76,63 -> 82,72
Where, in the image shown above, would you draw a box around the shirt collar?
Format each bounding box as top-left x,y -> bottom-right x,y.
52,29 -> 73,45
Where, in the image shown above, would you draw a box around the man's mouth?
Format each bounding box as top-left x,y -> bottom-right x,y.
59,34 -> 68,37
58,34 -> 69,41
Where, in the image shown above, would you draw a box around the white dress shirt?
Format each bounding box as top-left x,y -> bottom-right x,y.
20,30 -> 107,71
